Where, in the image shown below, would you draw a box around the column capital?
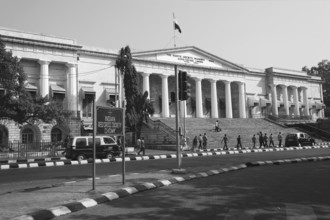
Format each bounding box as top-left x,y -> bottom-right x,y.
236,81 -> 245,86
208,79 -> 217,83
140,72 -> 151,77
269,84 -> 277,88
193,77 -> 202,82
160,74 -> 169,79
223,80 -> 232,85
279,84 -> 287,89
66,62 -> 76,68
38,59 -> 51,65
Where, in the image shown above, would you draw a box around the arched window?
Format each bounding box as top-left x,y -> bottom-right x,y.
51,128 -> 62,142
22,128 -> 34,144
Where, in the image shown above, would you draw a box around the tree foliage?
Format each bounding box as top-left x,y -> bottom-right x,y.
116,46 -> 154,137
0,38 -> 71,125
302,60 -> 330,106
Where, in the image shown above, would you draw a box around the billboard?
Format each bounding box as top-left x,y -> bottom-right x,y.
96,107 -> 124,136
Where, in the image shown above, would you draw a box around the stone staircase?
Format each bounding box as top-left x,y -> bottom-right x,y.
158,118 -> 302,149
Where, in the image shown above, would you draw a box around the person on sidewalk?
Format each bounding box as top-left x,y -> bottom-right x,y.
203,133 -> 208,150
138,137 -> 145,156
278,132 -> 283,147
263,133 -> 268,148
221,134 -> 229,150
269,133 -> 275,148
258,132 -> 264,148
252,134 -> 256,149
192,136 -> 198,152
136,138 -> 141,154
236,135 -> 242,149
198,134 -> 203,150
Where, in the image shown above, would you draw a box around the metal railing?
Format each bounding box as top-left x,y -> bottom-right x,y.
0,141 -> 65,160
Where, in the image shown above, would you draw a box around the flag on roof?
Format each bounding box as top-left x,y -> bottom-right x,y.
173,15 -> 182,33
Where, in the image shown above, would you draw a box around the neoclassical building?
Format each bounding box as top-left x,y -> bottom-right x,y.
0,27 -> 325,146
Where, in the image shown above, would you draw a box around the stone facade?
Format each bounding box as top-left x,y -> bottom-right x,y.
0,27 -> 325,146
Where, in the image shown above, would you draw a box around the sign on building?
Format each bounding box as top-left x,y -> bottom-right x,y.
96,107 -> 124,136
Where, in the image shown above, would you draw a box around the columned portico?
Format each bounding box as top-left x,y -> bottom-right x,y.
38,60 -> 50,98
281,85 -> 289,115
210,79 -> 218,118
270,84 -> 278,116
224,80 -> 232,118
237,82 -> 246,118
161,74 -> 169,118
302,87 -> 309,116
141,72 -> 150,99
293,86 -> 300,116
66,63 -> 77,112
194,78 -> 203,118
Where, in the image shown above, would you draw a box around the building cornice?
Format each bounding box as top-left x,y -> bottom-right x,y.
0,35 -> 82,51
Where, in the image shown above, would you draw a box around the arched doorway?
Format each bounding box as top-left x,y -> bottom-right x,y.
0,125 -> 9,147
21,128 -> 34,144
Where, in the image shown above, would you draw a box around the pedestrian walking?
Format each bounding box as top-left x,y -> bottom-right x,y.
215,120 -> 220,132
138,137 -> 145,156
136,137 -> 141,154
198,134 -> 203,150
278,132 -> 283,147
221,134 -> 229,150
203,133 -> 208,150
263,133 -> 268,148
192,136 -> 198,152
252,134 -> 256,148
236,135 -> 242,149
258,132 -> 264,148
269,133 -> 275,148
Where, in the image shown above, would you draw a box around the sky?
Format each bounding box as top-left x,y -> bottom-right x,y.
1,0 -> 330,71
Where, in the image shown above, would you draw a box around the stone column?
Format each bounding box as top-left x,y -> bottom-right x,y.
224,80 -> 232,118
38,60 -> 50,98
66,63 -> 77,113
238,82 -> 246,118
141,72 -> 150,99
270,84 -> 278,116
293,86 -> 300,116
195,78 -> 203,118
161,75 -> 169,118
302,87 -> 309,116
281,85 -> 289,115
210,79 -> 218,118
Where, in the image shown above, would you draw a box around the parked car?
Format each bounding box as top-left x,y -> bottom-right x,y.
64,136 -> 121,161
284,133 -> 315,147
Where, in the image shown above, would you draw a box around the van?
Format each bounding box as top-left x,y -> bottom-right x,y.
284,133 -> 315,147
64,136 -> 121,161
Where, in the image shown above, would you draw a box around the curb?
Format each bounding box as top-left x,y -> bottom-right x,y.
2,144 -> 330,170
13,155 -> 330,220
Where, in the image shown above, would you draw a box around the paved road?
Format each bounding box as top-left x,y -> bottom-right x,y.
1,148 -> 330,192
56,160 -> 330,220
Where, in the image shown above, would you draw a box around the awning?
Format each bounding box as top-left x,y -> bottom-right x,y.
260,98 -> 271,107
299,102 -> 305,108
25,83 -> 38,91
50,84 -> 65,97
289,102 -> 295,107
247,97 -> 259,107
308,100 -> 316,109
315,101 -> 326,110
105,88 -> 117,101
82,120 -> 93,130
81,87 -> 95,99
277,101 -> 284,108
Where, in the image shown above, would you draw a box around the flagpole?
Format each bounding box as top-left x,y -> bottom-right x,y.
173,13 -> 176,48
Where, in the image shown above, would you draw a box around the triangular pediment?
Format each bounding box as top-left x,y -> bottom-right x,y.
132,46 -> 248,72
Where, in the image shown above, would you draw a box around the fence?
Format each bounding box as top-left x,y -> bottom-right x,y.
0,141 -> 65,161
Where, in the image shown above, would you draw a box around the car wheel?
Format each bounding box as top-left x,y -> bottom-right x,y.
77,154 -> 85,161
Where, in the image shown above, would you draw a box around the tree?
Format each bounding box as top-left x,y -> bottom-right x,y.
302,60 -> 330,106
116,46 -> 154,138
0,38 -> 71,125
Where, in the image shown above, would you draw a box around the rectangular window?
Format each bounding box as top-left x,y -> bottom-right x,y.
107,94 -> 118,107
82,95 -> 93,118
53,93 -> 65,108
